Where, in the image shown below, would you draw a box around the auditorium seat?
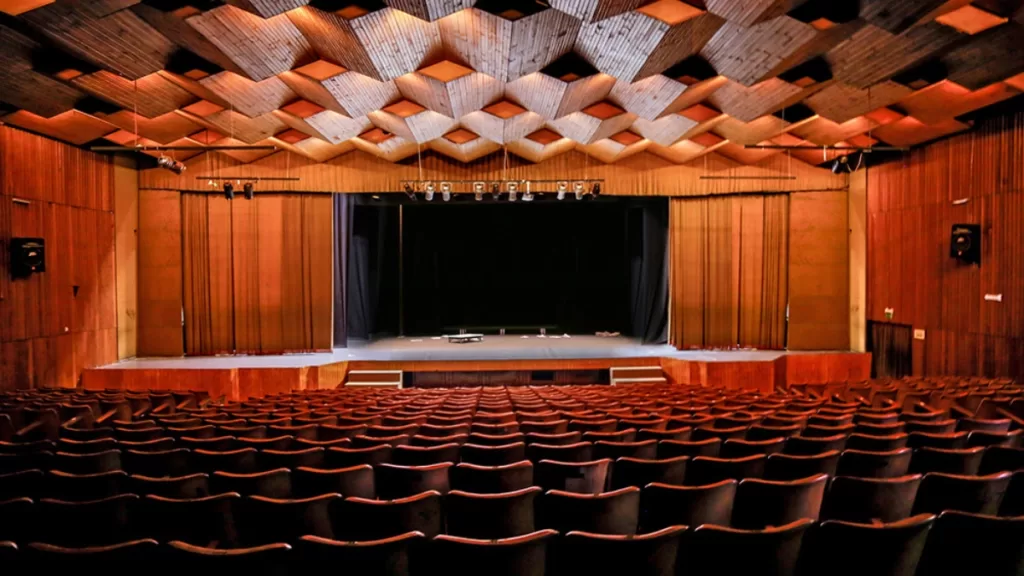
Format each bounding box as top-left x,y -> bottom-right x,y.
526,441 -> 593,463
293,465 -> 375,499
783,434 -> 848,455
641,480 -> 736,530
910,446 -> 985,475
351,434 -> 411,448
907,431 -> 969,450
559,525 -> 686,576
319,424 -> 368,440
212,469 -> 291,498
807,514 -> 935,576
634,427 -> 691,442
450,461 -> 533,494
179,435 -> 237,451
409,433 -> 468,448
583,429 -> 636,443
342,491 -> 443,540
430,529 -> 557,576
23,539 -> 160,573
802,423 -> 855,438
903,419 -> 958,435
592,439 -> 657,460
540,486 -> 640,535
0,469 -> 42,500
721,437 -> 786,458
326,445 -> 393,468
688,454 -> 765,485
731,473 -> 827,529
143,493 -> 242,547
657,438 -> 721,459
56,437 -> 117,454
38,494 -> 139,547
0,497 -> 33,542
376,462 -> 451,498
190,447 -> 257,474
459,442 -> 526,466
238,435 -> 294,451
524,431 -> 580,445
392,443 -> 460,466
610,455 -> 688,489
46,469 -> 127,501
915,511 -> 1024,576
296,532 -> 424,576
418,423 -> 471,437
967,429 -> 1023,448
911,472 -> 1012,515
165,541 -> 291,574
468,432 -> 525,446
128,473 -> 209,499
244,493 -> 340,544
518,420 -> 569,435
836,448 -> 913,478
471,422 -> 520,435
846,432 -> 909,452
51,449 -> 121,474
957,417 -> 1012,433
446,487 -> 541,538
534,459 -> 610,494
168,424 -> 217,440
980,445 -> 1024,474
567,418 -> 617,433
689,518 -> 812,576
747,423 -> 803,441
823,475 -> 922,523
366,424 -> 419,439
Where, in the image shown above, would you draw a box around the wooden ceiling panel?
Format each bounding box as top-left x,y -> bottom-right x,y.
213,137 -> 280,163
281,62 -> 401,117
870,115 -> 971,146
368,103 -> 457,142
270,135 -> 354,162
224,0 -> 311,18
0,68 -> 87,118
0,0 -> 53,16
630,114 -> 699,145
288,5 -> 441,81
648,135 -> 726,163
187,5 -> 315,81
70,71 -> 197,118
609,75 -> 727,120
21,4 -> 178,79
394,62 -> 504,118
353,131 -> 419,161
896,79 -> 1021,124
577,8 -> 724,82
827,22 -> 964,89
460,106 -> 546,143
548,104 -> 636,143
548,0 -> 644,22
178,108 -> 289,143
385,0 -> 473,22
274,108 -> 372,143
700,17 -> 819,86
578,135 -> 649,162
859,0 -> 954,33
704,0 -> 808,27
706,78 -> 806,122
715,140 -> 784,164
940,22 -> 1024,89
430,132 -> 501,161
803,80 -> 912,123
97,110 -> 204,144
2,109 -> 115,144
787,115 -> 881,146
506,70 -> 616,120
712,114 -> 793,145
129,3 -> 245,76
507,130 -> 576,162
196,72 -> 296,118
438,7 -> 580,82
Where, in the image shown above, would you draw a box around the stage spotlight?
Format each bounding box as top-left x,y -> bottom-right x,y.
425,181 -> 435,201
521,181 -> 534,202
223,181 -> 234,200
404,183 -> 417,200
591,182 -> 601,197
491,182 -> 501,200
573,181 -> 585,200
243,182 -> 254,200
556,181 -> 568,200
441,181 -> 452,202
831,155 -> 848,174
507,181 -> 518,202
156,155 -> 186,174
473,181 -> 485,201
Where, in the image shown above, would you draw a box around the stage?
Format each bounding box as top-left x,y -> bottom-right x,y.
81,336 -> 871,400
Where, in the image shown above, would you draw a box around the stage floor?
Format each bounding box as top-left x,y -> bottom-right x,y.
94,335 -> 812,370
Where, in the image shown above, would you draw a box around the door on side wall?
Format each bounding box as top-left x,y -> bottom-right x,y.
867,321 -> 913,378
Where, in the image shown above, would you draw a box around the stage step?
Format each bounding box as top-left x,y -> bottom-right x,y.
610,366 -> 667,386
345,370 -> 403,389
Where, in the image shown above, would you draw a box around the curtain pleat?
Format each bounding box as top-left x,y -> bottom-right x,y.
180,192 -> 333,355
669,195 -> 790,350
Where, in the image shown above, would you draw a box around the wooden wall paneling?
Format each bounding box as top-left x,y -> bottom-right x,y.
114,156 -> 138,359
788,191 -> 850,350
137,190 -> 183,357
231,196 -> 261,354
256,195 -> 285,353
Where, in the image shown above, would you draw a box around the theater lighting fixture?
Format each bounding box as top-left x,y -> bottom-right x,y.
573,181 -> 585,200
404,183 -> 417,200
474,181 -> 485,201
591,183 -> 601,197
425,182 -> 435,201
223,182 -> 234,200
831,156 -> 848,174
156,155 -> 186,174
556,181 -> 568,200
441,182 -> 452,202
93,144 -> 278,153
521,181 -> 534,202
243,182 -> 254,200
507,181 -> 518,202
491,182 -> 501,200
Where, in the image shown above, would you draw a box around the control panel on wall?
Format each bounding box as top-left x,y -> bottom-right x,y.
10,237 -> 45,278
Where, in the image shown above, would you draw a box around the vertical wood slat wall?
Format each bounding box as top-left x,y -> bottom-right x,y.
180,193 -> 333,355
0,126 -> 117,390
867,110 -> 1024,380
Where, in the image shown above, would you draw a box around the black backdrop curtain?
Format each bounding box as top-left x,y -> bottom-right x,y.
628,202 -> 669,343
334,195 -> 399,345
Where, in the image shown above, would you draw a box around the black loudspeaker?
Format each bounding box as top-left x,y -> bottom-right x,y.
10,237 -> 45,278
950,224 -> 981,265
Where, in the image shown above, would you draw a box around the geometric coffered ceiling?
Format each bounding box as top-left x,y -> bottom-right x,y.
0,0 -> 1021,166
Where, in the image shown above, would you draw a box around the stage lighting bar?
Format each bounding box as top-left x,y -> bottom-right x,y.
396,179 -> 605,199
742,144 -> 909,151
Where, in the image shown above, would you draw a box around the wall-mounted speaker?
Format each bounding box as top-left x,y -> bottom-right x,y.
10,237 -> 45,278
950,224 -> 981,265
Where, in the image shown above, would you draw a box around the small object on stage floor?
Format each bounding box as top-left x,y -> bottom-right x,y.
447,333 -> 484,344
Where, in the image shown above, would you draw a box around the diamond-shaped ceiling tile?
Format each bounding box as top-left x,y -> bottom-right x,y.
179,107 -> 289,144
826,22 -> 962,89
648,131 -> 727,163
68,71 -> 197,119
438,2 -> 580,82
270,135 -> 355,163
934,4 -> 1008,34
631,105 -> 724,146
129,3 -> 246,76
787,115 -> 883,147
1,110 -> 116,145
352,127 -> 419,161
895,79 -> 1022,125
430,128 -> 501,162
712,114 -> 801,145
578,130 -> 649,163
213,137 -> 279,163
461,100 -> 546,144
871,116 -> 971,146
706,78 -> 807,122
288,4 -> 440,81
187,5 -> 315,82
505,54 -> 616,120
549,101 -> 637,144
577,0 -> 724,82
939,23 -> 1024,90
385,0 -> 473,21
96,110 -> 204,145
803,80 -> 912,123
279,60 -> 400,118
703,0 -> 807,27
507,128 -> 576,162
224,0 -> 311,18
548,0 -> 644,22
701,17 -> 825,88
394,61 -> 504,119
610,72 -> 727,120
195,72 -> 297,118
0,0 -> 54,15
274,100 -> 372,144
368,99 -> 457,143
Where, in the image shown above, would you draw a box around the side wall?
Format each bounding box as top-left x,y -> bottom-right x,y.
867,110 -> 1024,379
0,126 -> 118,389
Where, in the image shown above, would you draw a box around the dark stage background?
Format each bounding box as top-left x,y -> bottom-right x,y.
335,196 -> 668,344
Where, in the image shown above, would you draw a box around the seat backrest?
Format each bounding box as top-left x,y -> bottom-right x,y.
915,511 -> 1024,576
610,455 -> 688,489
430,529 -> 557,576
688,454 -> 766,485
450,461 -> 534,494
909,446 -> 985,475
165,541 -> 292,574
296,532 -> 424,576
540,486 -> 640,535
689,518 -> 813,576
38,493 -> 139,547
657,438 -> 721,459
732,473 -> 828,529
376,462 -> 452,499
244,493 -> 342,545
560,525 -> 687,576
640,480 -> 737,531
211,468 -> 292,498
823,475 -> 922,523
764,450 -> 840,481
293,465 -> 375,499
446,487 -> 542,539
836,447 -> 913,478
25,539 -> 160,572
128,473 -> 210,499
534,459 -> 611,494
144,492 -> 243,547
46,470 -> 127,501
911,471 -> 1012,516
51,449 -> 122,474
783,434 -> 848,456
526,442 -> 594,463
392,443 -> 461,466
342,491 -> 443,540
808,515 -> 935,576
326,445 -> 393,468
